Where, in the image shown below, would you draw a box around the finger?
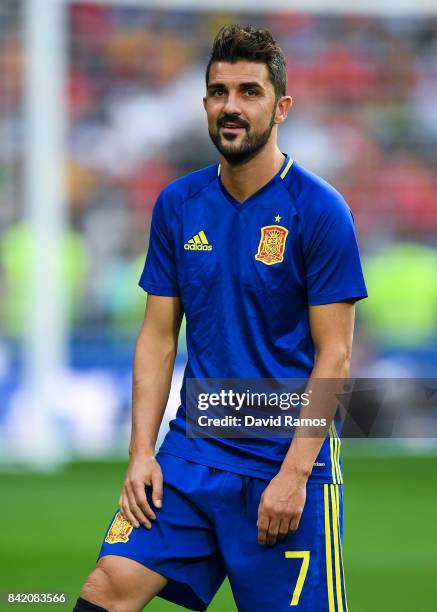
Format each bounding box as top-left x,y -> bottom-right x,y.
125,480 -> 155,521
277,517 -> 291,541
257,514 -> 269,545
125,485 -> 152,528
266,517 -> 280,546
128,479 -> 148,507
289,515 -> 301,533
151,470 -> 164,509
124,490 -> 151,528
132,483 -> 157,521
119,499 -> 141,529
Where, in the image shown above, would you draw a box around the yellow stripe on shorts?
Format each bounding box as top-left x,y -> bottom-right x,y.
324,484 -> 335,612
334,485 -> 348,612
325,484 -> 348,612
330,485 -> 344,612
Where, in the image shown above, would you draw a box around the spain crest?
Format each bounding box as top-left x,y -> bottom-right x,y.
105,512 -> 133,544
255,225 -> 289,266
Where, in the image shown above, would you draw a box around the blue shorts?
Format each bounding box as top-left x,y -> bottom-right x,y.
98,453 -> 347,611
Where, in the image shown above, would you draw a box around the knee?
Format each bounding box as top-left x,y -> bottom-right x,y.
80,562 -> 125,610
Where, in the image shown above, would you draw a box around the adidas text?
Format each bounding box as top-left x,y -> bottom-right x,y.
184,243 -> 212,251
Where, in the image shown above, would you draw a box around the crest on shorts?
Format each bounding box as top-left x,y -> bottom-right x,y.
105,512 -> 133,544
255,225 -> 289,266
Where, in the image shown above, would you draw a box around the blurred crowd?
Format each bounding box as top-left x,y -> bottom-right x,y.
0,2 -> 436,364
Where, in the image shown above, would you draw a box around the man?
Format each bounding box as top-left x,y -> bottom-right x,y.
75,24 -> 367,612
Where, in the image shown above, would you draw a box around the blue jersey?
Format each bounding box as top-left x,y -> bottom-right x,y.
139,155 -> 368,482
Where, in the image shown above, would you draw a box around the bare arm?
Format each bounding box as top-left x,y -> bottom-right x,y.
130,294 -> 183,456
257,300 -> 355,545
119,294 -> 183,529
280,300 -> 355,477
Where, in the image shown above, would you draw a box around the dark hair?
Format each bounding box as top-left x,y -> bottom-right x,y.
206,24 -> 287,100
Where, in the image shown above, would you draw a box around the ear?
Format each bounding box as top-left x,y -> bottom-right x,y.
275,96 -> 293,124
203,96 -> 207,111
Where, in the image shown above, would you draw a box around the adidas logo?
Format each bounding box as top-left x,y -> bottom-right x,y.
184,230 -> 212,251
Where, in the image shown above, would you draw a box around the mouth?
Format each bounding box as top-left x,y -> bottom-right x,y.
220,124 -> 245,133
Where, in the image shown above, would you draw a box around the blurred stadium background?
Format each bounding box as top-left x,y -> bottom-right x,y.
1,0 -> 436,610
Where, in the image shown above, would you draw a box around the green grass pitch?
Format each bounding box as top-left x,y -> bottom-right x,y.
2,452 -> 437,611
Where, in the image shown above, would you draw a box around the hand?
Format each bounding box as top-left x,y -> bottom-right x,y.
119,453 -> 163,529
257,470 -> 307,546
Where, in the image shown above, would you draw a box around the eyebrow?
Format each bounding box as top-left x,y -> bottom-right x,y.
207,81 -> 264,92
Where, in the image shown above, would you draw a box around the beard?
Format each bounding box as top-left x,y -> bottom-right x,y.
208,109 -> 276,167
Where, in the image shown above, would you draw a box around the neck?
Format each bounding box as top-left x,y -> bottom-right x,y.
219,139 -> 285,203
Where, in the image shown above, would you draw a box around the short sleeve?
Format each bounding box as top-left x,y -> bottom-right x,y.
138,194 -> 179,296
302,194 -> 368,306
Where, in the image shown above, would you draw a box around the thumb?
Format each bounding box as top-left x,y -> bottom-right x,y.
151,469 -> 163,508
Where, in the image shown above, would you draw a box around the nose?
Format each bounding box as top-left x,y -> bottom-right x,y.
222,90 -> 242,116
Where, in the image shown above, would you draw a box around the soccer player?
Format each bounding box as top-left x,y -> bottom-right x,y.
74,25 -> 367,612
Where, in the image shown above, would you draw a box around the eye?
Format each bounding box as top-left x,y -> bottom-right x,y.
245,89 -> 258,97
212,89 -> 226,97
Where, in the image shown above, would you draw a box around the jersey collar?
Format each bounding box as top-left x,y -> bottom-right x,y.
217,154 -> 294,209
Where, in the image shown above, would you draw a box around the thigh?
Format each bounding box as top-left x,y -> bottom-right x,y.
98,454 -> 226,611
218,479 -> 347,612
